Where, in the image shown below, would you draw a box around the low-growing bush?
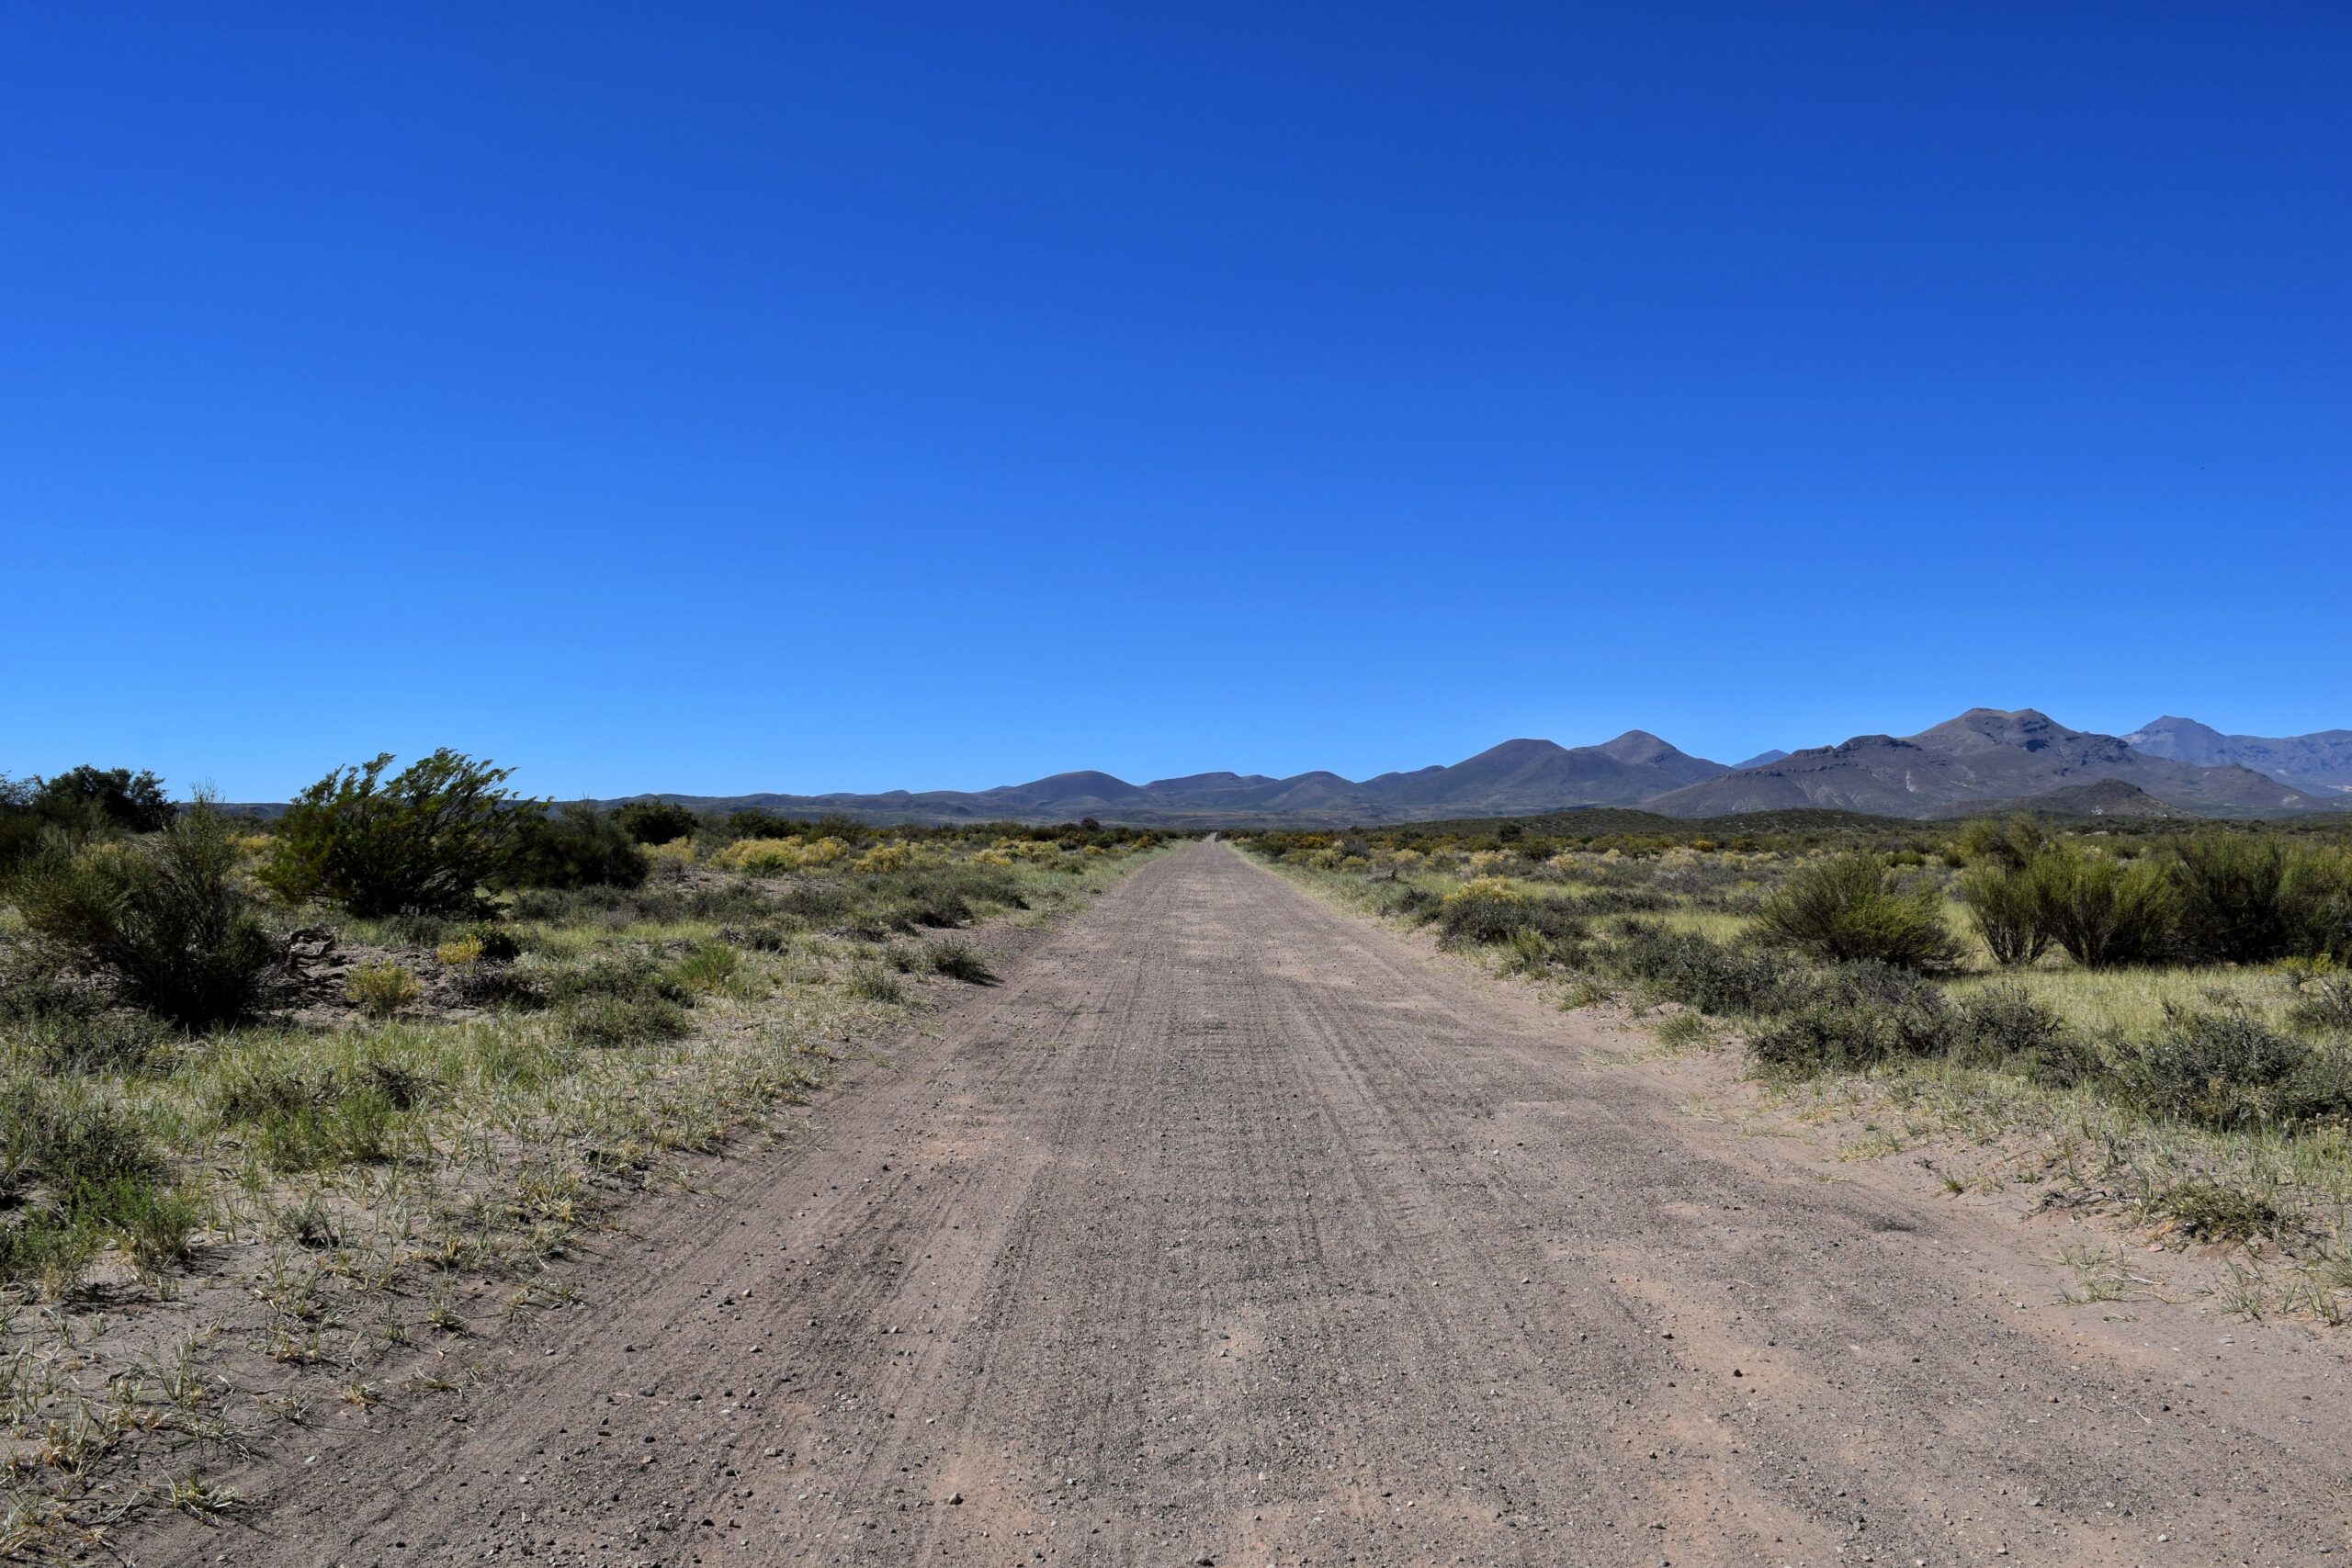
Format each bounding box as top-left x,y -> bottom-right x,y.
668,942 -> 742,994
345,962 -> 423,1018
0,1077 -> 192,1288
1754,853 -> 1962,972
15,797 -> 278,1029
1433,877 -> 1589,953
845,967 -> 905,1003
448,961 -> 549,1010
1748,960 -> 1961,1075
1949,984 -> 2098,1085
543,953 -> 692,1008
1612,924 -> 1797,1015
0,953 -> 170,1073
2286,974 -> 2352,1036
2111,1003 -> 2341,1131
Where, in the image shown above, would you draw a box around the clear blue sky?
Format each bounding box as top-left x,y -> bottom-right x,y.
6,3 -> 2346,800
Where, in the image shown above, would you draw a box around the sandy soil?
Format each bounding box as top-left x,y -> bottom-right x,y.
127,840 -> 2350,1566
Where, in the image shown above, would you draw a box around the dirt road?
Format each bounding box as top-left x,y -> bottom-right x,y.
141,840 -> 2349,1566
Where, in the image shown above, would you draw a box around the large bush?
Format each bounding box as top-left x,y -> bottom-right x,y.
2174,833 -> 2299,964
2031,848 -> 2180,968
264,750 -> 537,917
31,765 -> 178,838
2284,845 -> 2352,963
1753,853 -> 1962,972
15,797 -> 277,1029
614,799 -> 701,846
1957,861 -> 2052,968
503,803 -> 650,890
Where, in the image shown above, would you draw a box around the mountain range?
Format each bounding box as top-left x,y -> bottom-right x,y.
613,709 -> 2351,827
2120,716 -> 2352,797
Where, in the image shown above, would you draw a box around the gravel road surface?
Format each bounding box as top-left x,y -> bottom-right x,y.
138,840 -> 2350,1566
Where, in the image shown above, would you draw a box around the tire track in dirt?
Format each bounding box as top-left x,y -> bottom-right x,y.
128,840 -> 2350,1566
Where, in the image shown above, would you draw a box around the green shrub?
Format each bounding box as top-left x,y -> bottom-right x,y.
613,800 -> 701,845
2,1076 -> 166,1197
667,942 -> 742,994
1954,814 -> 2048,872
2031,849 -> 2180,969
1612,924 -> 1797,1015
1957,862 -> 2051,968
0,953 -> 169,1073
2287,975 -> 2352,1036
30,765 -> 177,838
2284,846 -> 2352,962
1436,886 -> 1590,953
2112,1003 -> 2341,1131
1753,854 -> 1962,972
345,962 -> 423,1018
264,749 -> 537,918
15,797 -> 277,1029
1950,984 -> 2098,1085
1748,961 -> 1959,1075
2175,833 -> 2298,964
544,953 -> 691,1007
503,803 -> 649,891
450,962 -> 549,1010
1750,998 -> 1948,1075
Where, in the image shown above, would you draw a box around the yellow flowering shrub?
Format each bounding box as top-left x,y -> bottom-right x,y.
1443,875 -> 1523,908
714,835 -> 851,874
853,842 -> 915,874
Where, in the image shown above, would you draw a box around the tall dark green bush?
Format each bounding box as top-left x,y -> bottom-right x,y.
2175,833 -> 2297,964
1954,814 -> 2048,872
2031,848 -> 2180,968
1957,861 -> 2052,967
0,776 -> 44,875
1753,853 -> 1962,972
2284,846 -> 2352,962
16,797 -> 277,1029
503,803 -> 649,890
614,799 -> 701,846
264,750 -> 537,917
31,765 -> 177,838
